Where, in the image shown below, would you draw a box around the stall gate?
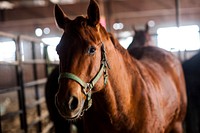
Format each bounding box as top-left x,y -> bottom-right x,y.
0,31 -> 58,133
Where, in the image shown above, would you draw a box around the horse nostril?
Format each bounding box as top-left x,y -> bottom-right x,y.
68,96 -> 78,110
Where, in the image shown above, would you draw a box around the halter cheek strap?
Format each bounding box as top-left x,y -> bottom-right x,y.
58,60 -> 108,96
58,43 -> 110,112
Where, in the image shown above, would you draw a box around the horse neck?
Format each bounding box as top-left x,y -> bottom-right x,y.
86,42 -> 143,131
106,45 -> 141,114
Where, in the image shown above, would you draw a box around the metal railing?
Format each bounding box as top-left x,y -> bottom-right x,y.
0,32 -> 58,133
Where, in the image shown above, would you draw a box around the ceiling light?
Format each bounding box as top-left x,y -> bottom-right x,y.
35,28 -> 43,37
148,20 -> 155,27
113,22 -> 124,30
0,1 -> 14,9
43,27 -> 50,35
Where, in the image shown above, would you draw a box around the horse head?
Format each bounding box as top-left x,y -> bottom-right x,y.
54,0 -> 111,120
127,23 -> 151,50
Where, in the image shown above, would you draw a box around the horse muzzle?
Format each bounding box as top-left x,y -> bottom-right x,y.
55,92 -> 85,120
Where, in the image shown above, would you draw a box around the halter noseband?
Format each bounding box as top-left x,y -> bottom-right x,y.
58,42 -> 110,113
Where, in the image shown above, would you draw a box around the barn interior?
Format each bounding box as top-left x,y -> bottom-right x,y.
0,0 -> 200,133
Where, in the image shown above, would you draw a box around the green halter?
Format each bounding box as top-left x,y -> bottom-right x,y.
58,42 -> 110,112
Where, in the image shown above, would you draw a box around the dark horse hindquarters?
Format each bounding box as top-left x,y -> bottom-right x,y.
45,66 -> 70,133
182,52 -> 200,133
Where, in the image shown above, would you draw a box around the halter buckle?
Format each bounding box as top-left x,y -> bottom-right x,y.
83,83 -> 92,96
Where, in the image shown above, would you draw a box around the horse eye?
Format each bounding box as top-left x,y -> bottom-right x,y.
88,46 -> 96,55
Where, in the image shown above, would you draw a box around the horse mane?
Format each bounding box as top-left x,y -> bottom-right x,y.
108,32 -> 129,56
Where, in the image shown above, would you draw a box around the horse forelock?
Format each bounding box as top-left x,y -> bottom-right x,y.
61,16 -> 110,46
56,15 -> 112,75
58,15 -> 129,64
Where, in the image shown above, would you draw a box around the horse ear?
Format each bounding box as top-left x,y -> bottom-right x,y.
145,23 -> 149,33
54,4 -> 70,29
87,0 -> 100,27
132,25 -> 136,32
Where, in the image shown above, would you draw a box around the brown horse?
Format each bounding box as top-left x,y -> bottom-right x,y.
127,23 -> 154,51
54,0 -> 187,132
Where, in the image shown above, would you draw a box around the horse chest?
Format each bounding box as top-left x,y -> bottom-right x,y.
84,103 -> 166,133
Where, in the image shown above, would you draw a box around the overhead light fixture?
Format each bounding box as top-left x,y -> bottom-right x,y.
33,0 -> 46,6
0,1 -> 14,9
148,20 -> 155,27
50,0 -> 78,4
43,27 -> 50,35
35,28 -> 43,37
113,21 -> 124,30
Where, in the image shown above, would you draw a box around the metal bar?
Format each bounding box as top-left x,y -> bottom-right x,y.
19,35 -> 43,44
0,86 -> 21,94
0,31 -> 17,39
0,61 -> 19,65
19,35 -> 48,47
46,62 -> 59,65
42,45 -> 55,133
31,41 -> 42,132
22,59 -> 47,64
1,110 -> 23,121
112,7 -> 200,19
24,78 -> 47,88
43,45 -> 49,77
184,49 -> 187,61
16,36 -> 28,133
175,0 -> 180,27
